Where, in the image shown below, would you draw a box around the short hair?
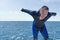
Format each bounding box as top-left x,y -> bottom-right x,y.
42,6 -> 49,10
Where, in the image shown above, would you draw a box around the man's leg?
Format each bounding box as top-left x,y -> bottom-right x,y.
32,22 -> 39,40
40,24 -> 49,40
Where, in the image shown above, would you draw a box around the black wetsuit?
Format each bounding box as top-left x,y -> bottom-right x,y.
21,8 -> 56,27
21,8 -> 56,39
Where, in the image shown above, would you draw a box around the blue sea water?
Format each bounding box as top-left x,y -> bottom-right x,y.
0,21 -> 60,40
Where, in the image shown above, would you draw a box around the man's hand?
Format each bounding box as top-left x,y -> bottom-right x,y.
53,13 -> 57,16
51,12 -> 57,16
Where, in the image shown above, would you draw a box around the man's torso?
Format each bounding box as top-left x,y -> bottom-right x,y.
32,11 -> 52,28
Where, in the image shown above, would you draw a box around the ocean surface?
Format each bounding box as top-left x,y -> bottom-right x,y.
0,21 -> 60,40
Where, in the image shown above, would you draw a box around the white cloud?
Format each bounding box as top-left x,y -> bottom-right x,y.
0,11 -> 33,21
40,0 -> 50,3
37,0 -> 60,4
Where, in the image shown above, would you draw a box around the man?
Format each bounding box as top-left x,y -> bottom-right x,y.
21,6 -> 57,40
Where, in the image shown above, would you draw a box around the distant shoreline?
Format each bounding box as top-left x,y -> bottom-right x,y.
0,21 -> 59,22
0,21 -> 60,22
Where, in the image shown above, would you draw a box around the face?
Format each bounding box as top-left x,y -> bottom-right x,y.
40,8 -> 48,16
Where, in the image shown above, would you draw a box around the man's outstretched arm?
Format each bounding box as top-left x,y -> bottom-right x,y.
51,12 -> 57,16
49,12 -> 57,16
21,8 -> 33,15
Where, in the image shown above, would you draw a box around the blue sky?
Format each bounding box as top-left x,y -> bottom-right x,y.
0,0 -> 60,21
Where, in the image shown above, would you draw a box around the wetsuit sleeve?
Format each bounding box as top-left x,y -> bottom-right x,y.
21,8 -> 33,15
49,12 -> 57,16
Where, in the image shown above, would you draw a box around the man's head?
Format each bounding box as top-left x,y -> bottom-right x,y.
39,6 -> 49,15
